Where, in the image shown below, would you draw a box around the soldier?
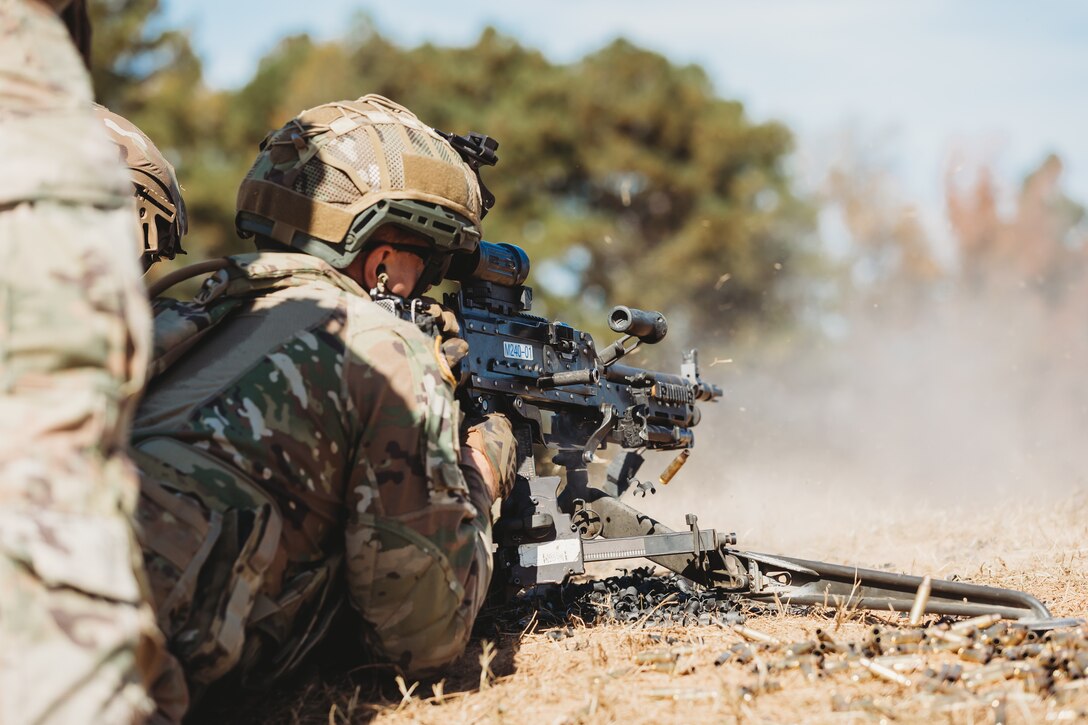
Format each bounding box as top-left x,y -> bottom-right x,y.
132,95 -> 516,712
93,104 -> 188,272
0,1 -> 164,723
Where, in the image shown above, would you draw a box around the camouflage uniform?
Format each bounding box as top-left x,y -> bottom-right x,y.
133,252 -> 497,701
0,1 -> 163,723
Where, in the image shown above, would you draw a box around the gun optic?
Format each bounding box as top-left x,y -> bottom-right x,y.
609,306 -> 668,344
446,241 -> 530,288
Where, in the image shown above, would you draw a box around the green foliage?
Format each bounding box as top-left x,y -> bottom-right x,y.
90,6 -> 815,344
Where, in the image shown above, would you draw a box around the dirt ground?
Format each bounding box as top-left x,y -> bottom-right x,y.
200,491 -> 1088,724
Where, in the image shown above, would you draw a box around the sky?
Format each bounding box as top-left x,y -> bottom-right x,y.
160,0 -> 1088,246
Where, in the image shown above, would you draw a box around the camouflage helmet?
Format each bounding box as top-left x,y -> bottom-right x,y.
235,94 -> 483,272
92,104 -> 188,270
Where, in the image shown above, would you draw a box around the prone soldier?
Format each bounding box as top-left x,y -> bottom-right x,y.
132,95 -> 516,714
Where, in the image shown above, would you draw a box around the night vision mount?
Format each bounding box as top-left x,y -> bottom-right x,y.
435,129 -> 499,217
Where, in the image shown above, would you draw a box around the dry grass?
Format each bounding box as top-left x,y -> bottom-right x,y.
200,493 -> 1088,724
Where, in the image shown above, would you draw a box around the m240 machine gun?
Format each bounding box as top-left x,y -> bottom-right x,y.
384,239 -> 1051,622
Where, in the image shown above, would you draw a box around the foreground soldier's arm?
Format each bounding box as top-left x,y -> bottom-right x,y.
342,316 -> 499,675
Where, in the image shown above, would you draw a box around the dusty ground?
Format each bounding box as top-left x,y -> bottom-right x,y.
199,491 -> 1088,724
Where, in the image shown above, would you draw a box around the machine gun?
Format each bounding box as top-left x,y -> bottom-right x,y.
378,239 -> 1052,622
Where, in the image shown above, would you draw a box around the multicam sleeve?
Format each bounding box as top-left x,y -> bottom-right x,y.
341,318 -> 494,675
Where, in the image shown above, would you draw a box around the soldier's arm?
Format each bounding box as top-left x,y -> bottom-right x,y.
341,322 -> 493,675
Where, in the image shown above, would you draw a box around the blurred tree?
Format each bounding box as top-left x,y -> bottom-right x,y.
90,0 -> 204,148
91,13 -> 816,343
947,153 -> 1086,300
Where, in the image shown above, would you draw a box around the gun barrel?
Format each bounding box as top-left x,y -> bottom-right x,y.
692,381 -> 723,402
538,368 -> 599,388
609,306 -> 667,343
644,425 -> 694,447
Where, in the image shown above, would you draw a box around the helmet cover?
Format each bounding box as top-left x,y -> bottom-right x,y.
235,94 -> 483,269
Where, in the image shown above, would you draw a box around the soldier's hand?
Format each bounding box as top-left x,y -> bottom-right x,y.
419,297 -> 470,380
463,413 -> 517,501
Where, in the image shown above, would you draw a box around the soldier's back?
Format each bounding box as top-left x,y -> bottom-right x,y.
133,252 -> 451,694
0,1 -> 162,723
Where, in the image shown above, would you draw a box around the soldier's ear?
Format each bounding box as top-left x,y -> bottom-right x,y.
376,263 -> 387,277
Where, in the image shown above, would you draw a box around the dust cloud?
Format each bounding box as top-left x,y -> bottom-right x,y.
633,285 -> 1088,569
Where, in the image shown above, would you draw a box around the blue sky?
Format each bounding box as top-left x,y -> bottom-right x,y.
161,1 -> 1088,245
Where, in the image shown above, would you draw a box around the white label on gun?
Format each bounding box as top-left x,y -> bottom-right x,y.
518,539 -> 582,568
503,341 -> 534,361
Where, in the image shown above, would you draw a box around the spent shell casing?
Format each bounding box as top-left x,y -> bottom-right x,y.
635,648 -> 676,665
1017,665 -> 1053,693
1045,630 -> 1083,647
937,663 -> 964,683
1064,658 -> 1084,679
908,575 -> 933,626
858,657 -> 914,687
958,646 -> 992,665
777,654 -> 819,672
732,624 -> 781,646
874,654 -> 926,673
822,660 -> 851,675
951,613 -> 1002,635
646,688 -> 718,702
1002,643 -> 1045,660
1052,678 -> 1088,703
926,627 -> 971,649
997,628 -> 1029,648
887,628 -> 925,645
815,628 -> 837,645
729,643 -> 755,665
657,449 -> 691,486
963,661 -> 1018,688
785,640 -> 818,657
